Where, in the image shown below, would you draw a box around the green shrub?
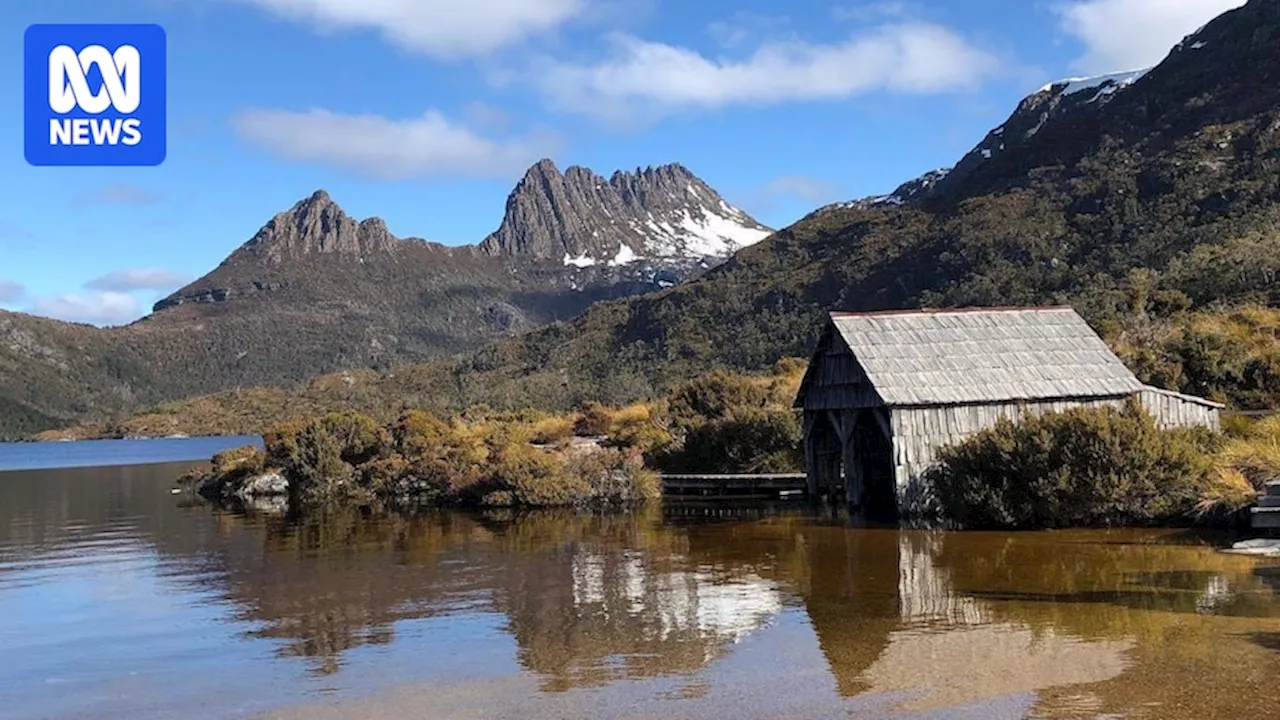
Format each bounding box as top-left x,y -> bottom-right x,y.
660,408 -> 802,473
198,444 -> 269,501
666,372 -> 769,431
260,411 -> 389,504
927,399 -> 1217,529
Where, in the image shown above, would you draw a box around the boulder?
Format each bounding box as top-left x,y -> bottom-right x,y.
234,471 -> 289,498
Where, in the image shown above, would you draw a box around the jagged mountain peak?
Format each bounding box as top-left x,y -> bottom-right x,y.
236,189 -> 397,264
480,159 -> 772,266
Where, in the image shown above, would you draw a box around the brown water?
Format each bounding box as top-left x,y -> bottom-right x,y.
3,461 -> 1280,720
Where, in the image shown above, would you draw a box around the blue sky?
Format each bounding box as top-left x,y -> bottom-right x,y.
0,0 -> 1246,325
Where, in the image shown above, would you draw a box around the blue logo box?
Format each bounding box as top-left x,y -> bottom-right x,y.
24,24 -> 166,166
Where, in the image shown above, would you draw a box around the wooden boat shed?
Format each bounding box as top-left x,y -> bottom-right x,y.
793,307 -> 1223,520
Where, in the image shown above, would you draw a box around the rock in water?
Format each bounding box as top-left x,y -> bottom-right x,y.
234,472 -> 289,498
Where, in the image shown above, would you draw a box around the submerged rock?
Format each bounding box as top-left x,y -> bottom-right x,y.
242,494 -> 289,515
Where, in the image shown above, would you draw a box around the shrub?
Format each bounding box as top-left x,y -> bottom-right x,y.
261,411 -> 389,504
659,408 -> 802,473
390,410 -> 452,456
529,416 -> 575,445
198,444 -> 270,501
573,402 -> 612,437
603,402 -> 674,457
482,442 -> 590,507
666,372 -> 769,431
211,445 -> 266,478
927,399 -> 1217,529
566,447 -> 661,504
359,454 -> 413,496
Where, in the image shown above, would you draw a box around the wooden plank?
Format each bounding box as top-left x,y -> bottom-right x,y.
1252,507 -> 1280,529
660,474 -> 808,480
660,481 -> 807,490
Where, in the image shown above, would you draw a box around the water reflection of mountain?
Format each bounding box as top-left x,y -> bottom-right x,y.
205,509 -> 791,681
6,467 -> 1280,719
2,469 -> 789,682
495,540 -> 782,690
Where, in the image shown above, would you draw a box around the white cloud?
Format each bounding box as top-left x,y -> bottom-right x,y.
530,23 -> 1002,122
85,268 -> 193,293
77,183 -> 164,206
231,0 -> 585,57
0,280 -> 24,303
31,292 -> 142,327
233,108 -> 562,180
1057,0 -> 1246,74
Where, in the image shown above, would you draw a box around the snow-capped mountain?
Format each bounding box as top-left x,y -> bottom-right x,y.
806,64 -> 1166,219
479,159 -> 773,269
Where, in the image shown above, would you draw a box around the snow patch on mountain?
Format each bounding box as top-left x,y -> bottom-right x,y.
583,205 -> 771,268
608,243 -> 638,267
1040,68 -> 1151,100
564,253 -> 596,268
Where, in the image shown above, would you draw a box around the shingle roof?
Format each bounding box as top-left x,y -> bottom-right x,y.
827,307 -> 1144,406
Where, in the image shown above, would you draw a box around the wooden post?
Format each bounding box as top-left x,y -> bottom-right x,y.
831,409 -> 861,512
803,412 -> 819,502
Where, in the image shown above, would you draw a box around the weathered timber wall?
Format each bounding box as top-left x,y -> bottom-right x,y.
1138,387 -> 1221,431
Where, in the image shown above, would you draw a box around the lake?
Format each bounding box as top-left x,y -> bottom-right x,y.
0,436 -> 263,471
2,451 -> 1280,719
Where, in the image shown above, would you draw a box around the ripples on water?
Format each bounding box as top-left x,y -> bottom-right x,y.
1,461 -> 1280,720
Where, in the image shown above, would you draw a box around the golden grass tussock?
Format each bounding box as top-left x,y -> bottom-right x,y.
1196,467 -> 1257,518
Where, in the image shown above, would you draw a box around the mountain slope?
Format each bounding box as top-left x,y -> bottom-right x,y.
367,0 -> 1280,411
1,162 -> 770,439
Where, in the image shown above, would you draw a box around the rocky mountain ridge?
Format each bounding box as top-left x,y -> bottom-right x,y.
155,161 -> 770,314
479,160 -> 772,267
1,160 -> 771,438
808,64 -> 1162,218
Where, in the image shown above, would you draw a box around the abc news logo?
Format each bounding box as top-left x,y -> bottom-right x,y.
24,24 -> 166,167
48,44 -> 143,147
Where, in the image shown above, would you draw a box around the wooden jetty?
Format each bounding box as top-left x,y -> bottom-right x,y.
1252,482 -> 1280,530
660,474 -> 808,500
